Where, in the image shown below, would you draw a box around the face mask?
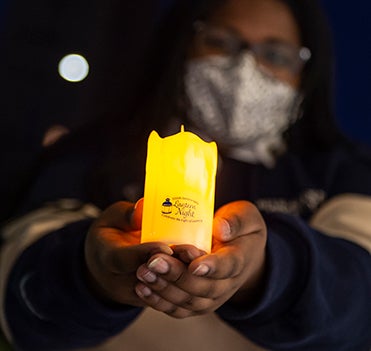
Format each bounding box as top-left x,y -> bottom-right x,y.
184,53 -> 301,167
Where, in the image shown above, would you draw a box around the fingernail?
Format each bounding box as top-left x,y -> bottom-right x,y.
192,264 -> 210,276
140,270 -> 157,283
132,198 -> 143,229
148,257 -> 169,274
159,245 -> 174,255
219,218 -> 231,240
134,198 -> 143,210
136,285 -> 152,298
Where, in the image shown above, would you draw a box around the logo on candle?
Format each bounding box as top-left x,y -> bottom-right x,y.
161,198 -> 173,214
161,196 -> 202,223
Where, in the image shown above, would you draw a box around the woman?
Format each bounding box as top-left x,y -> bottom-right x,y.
1,0 -> 370,350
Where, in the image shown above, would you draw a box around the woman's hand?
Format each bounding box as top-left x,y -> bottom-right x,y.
84,200 -> 173,306
135,200 -> 267,318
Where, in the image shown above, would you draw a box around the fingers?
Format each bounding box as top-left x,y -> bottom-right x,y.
84,199 -> 176,306
134,284 -> 195,318
135,255 -> 195,314
135,281 -> 213,318
134,223 -> 266,316
107,243 -> 173,274
191,224 -> 267,281
135,275 -> 195,308
171,244 -> 206,263
135,255 -> 218,316
137,254 -> 191,287
87,199 -> 175,274
136,253 -> 228,299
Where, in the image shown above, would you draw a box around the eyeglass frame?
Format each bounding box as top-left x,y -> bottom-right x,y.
192,21 -> 312,75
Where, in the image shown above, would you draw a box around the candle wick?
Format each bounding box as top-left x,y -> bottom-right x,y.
180,125 -> 185,133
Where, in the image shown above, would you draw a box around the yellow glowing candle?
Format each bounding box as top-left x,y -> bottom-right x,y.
141,126 -> 218,253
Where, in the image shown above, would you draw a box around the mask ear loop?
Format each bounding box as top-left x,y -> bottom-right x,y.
289,93 -> 304,125
286,45 -> 310,125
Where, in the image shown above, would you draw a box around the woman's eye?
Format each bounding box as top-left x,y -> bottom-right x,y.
261,48 -> 292,67
203,36 -> 231,54
205,36 -> 227,49
201,31 -> 242,56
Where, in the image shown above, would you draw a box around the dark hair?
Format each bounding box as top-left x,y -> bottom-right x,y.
129,0 -> 345,153
281,0 -> 345,152
35,0 -> 346,209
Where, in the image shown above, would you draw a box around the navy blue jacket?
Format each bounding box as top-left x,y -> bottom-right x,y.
3,134 -> 371,351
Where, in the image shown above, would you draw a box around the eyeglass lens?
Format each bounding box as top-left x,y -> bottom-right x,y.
195,22 -> 311,74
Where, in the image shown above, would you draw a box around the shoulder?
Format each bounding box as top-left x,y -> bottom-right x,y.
286,140 -> 371,196
327,141 -> 371,196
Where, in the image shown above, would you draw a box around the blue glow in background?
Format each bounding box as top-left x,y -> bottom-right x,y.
321,0 -> 371,144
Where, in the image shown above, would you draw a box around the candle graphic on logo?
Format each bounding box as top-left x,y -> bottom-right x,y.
141,126 -> 218,252
161,198 -> 173,214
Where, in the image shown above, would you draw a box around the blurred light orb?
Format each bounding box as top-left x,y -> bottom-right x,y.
58,54 -> 89,82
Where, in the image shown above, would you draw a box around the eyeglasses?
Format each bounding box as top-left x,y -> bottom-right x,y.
193,21 -> 311,75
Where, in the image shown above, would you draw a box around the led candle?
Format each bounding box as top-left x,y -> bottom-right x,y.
141,126 -> 218,253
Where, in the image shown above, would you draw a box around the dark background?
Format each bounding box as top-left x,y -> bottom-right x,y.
321,0 -> 371,145
0,0 -> 370,220
1,0 -> 369,143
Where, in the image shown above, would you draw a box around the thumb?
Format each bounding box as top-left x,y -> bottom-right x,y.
96,199 -> 143,232
213,200 -> 266,242
132,198 -> 144,229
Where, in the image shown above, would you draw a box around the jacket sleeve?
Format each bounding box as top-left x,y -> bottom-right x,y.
3,218 -> 142,351
216,212 -> 371,351
0,145 -> 142,350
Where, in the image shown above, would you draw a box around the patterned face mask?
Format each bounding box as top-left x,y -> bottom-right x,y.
184,53 -> 301,167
